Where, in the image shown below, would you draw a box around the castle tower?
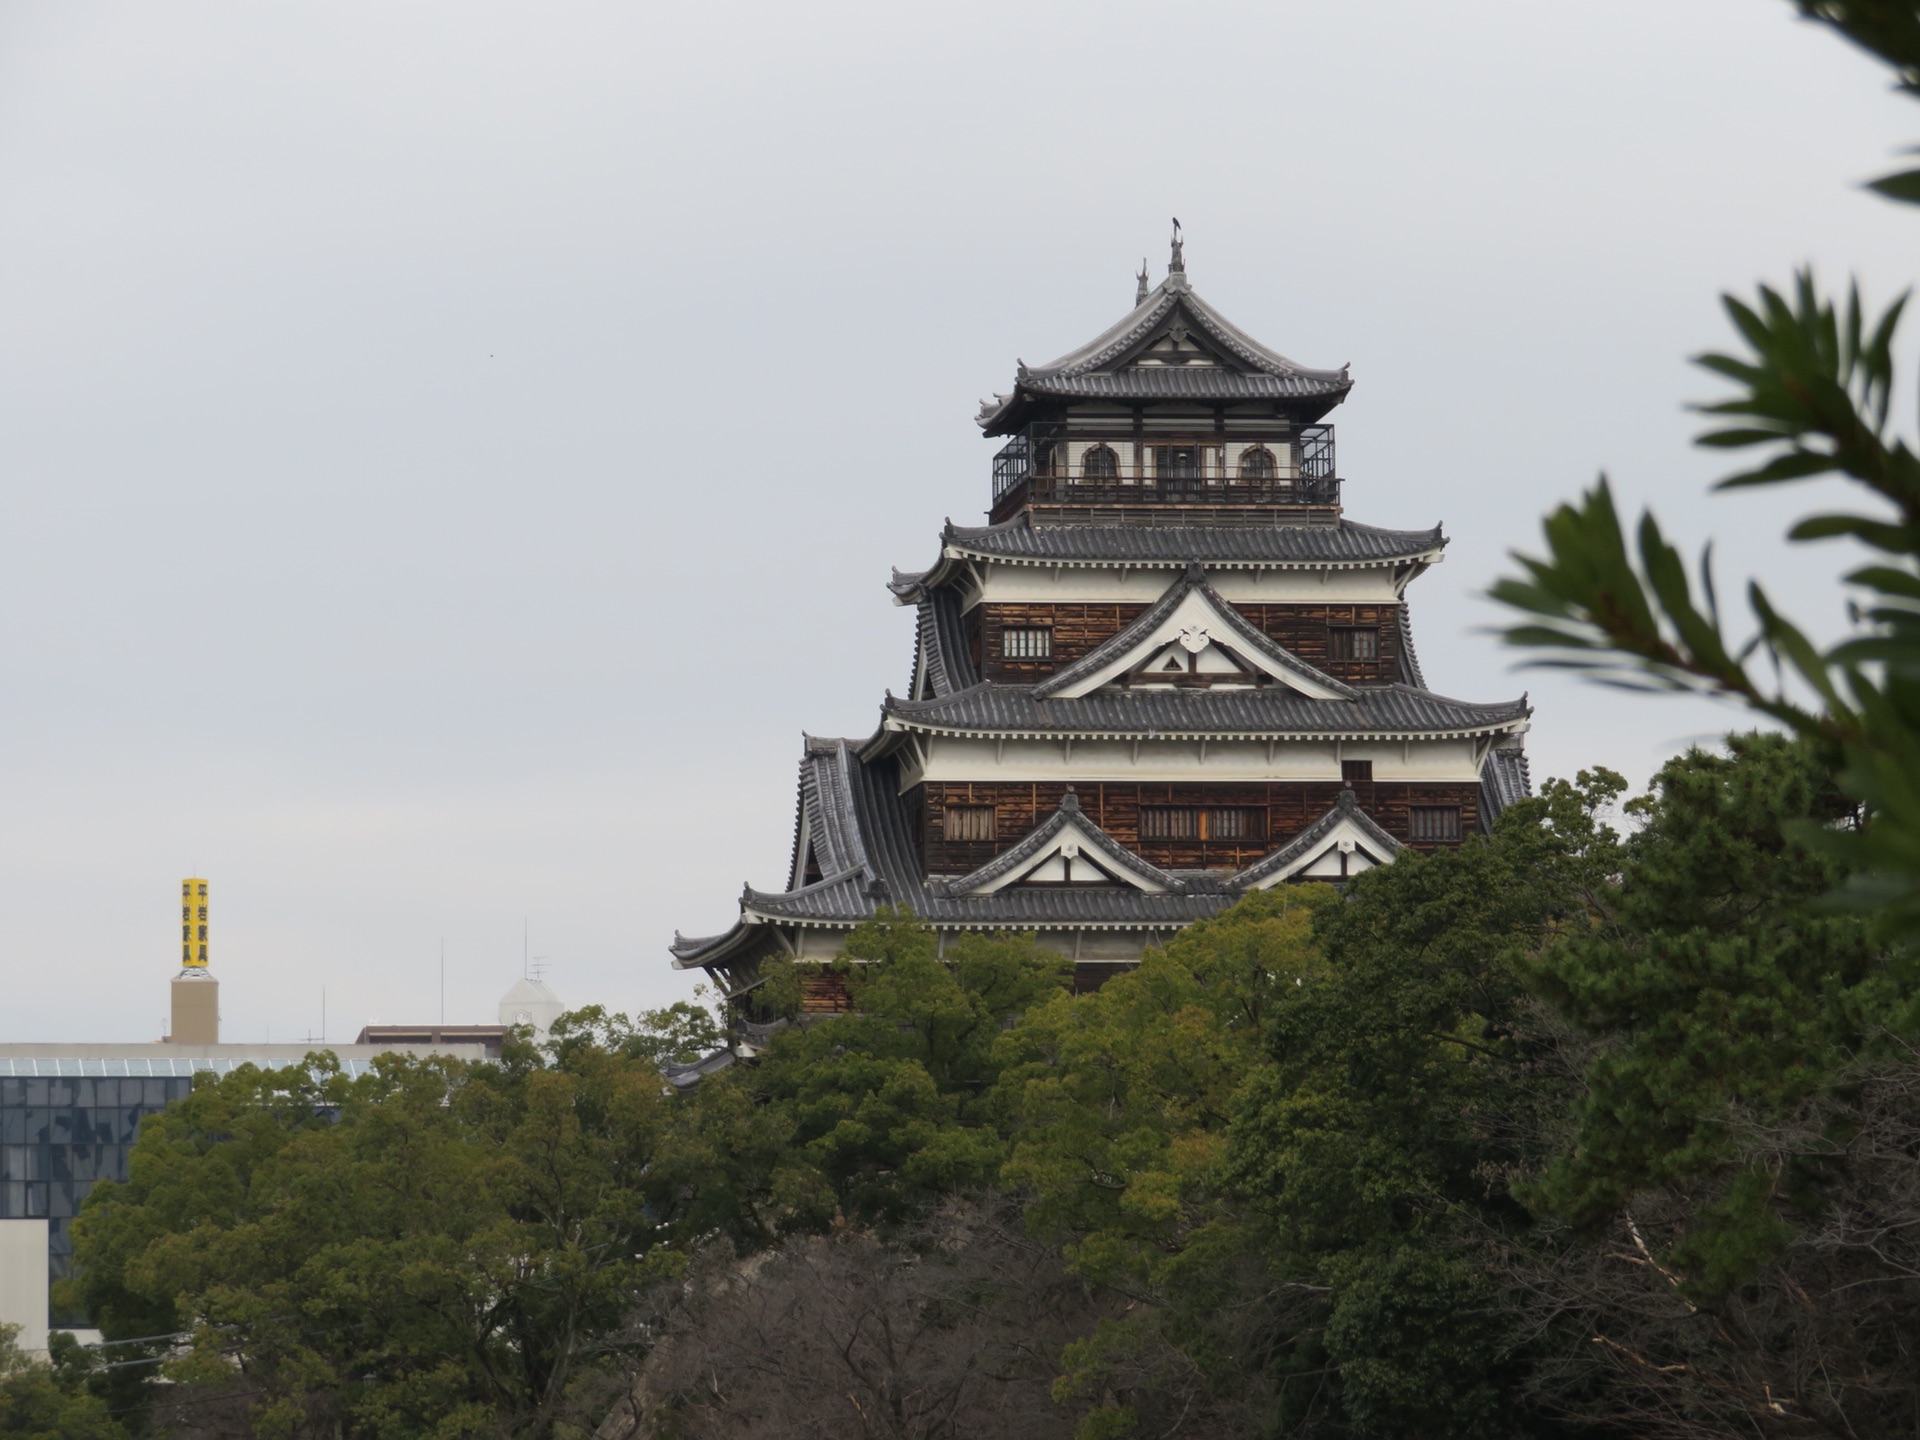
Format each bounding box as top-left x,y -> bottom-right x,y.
672,239 -> 1531,1019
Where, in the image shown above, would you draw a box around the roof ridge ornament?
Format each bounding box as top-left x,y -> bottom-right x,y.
1135,259 -> 1150,306
1169,217 -> 1185,277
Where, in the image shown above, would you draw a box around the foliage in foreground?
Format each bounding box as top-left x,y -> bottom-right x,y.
1488,5 -> 1920,942
0,1325 -> 123,1440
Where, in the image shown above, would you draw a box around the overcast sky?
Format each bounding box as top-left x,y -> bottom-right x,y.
1,0 -> 1914,1043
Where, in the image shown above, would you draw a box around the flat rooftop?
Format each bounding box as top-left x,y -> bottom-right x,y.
0,1042 -> 493,1078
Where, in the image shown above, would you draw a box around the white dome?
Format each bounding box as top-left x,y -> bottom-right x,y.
498,977 -> 566,1037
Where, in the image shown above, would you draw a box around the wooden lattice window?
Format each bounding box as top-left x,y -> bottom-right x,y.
1329,627 -> 1380,662
1140,807 -> 1196,840
1342,760 -> 1374,784
944,806 -> 997,842
1140,807 -> 1262,841
1082,444 -> 1119,478
1409,806 -> 1462,842
1239,446 -> 1277,479
1002,627 -> 1052,660
1205,808 -> 1261,841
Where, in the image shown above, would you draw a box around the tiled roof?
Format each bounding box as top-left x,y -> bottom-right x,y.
878,682 -> 1531,741
911,588 -> 977,698
1479,743 -> 1534,827
977,274 -> 1352,434
1395,605 -> 1428,689
887,517 -> 1447,603
661,1048 -> 736,1089
1018,370 -> 1349,403
1032,564 -> 1358,701
672,748 -> 1243,965
671,729 -> 1529,969
1230,790 -> 1403,889
806,737 -> 872,875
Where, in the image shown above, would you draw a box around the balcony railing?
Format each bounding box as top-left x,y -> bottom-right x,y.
991,423 -> 1340,516
998,472 -> 1340,507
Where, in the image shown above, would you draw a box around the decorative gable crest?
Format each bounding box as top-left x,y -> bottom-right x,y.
1036,565 -> 1358,700
931,790 -> 1184,897
1232,790 -> 1402,889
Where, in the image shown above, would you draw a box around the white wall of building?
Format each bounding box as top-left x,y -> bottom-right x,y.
972,561 -> 1421,605
0,1220 -> 48,1355
906,734 -> 1497,786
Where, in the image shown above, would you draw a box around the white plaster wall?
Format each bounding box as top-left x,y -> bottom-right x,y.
914,734 -> 1492,783
972,561 -> 1418,605
0,1219 -> 48,1355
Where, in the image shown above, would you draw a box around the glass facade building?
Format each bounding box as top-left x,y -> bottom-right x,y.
0,1072 -> 195,1319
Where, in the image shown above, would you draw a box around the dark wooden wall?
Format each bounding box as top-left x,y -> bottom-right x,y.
976,602 -> 1403,685
979,603 -> 1149,680
1236,603 -> 1403,685
918,779 -> 1482,874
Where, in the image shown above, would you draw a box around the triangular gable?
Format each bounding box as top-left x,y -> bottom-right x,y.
1232,793 -> 1403,890
1029,279 -> 1346,385
932,792 -> 1183,897
1036,565 -> 1357,701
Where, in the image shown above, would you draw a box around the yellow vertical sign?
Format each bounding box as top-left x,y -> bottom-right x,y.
181,878 -> 209,969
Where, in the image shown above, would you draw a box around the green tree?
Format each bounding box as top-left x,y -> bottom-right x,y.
1528,737 -> 1878,1256
660,911 -> 1069,1244
70,1044 -> 678,1439
992,776 -> 1620,1440
994,887 -> 1332,1439
1488,6 -> 1920,939
1221,777 -> 1621,1439
0,1325 -> 125,1440
545,993 -> 727,1068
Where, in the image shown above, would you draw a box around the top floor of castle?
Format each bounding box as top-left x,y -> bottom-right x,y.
977,227 -> 1353,528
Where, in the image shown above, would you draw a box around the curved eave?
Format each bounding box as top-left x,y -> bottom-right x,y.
869,699 -> 1533,749
979,384 -> 1348,437
733,911 -> 1221,934
878,720 -> 1528,745
670,921 -> 767,970
890,528 -> 1448,605
942,543 -> 1445,573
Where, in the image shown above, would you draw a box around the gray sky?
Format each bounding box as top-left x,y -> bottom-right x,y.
1,0 -> 1914,1043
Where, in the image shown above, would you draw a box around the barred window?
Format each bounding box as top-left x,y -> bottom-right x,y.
1342,760 -> 1374,784
1239,446 -> 1277,479
1329,627 -> 1380,662
1002,627 -> 1052,660
1409,806 -> 1462,842
1140,807 -> 1262,842
1206,807 -> 1252,840
1082,444 -> 1119,478
944,806 -> 997,842
1140,806 -> 1197,840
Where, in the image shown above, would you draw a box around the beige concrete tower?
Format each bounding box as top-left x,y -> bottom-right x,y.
169,877 -> 219,1044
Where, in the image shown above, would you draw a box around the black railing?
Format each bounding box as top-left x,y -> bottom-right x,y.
991,423 -> 1339,509
998,473 -> 1341,510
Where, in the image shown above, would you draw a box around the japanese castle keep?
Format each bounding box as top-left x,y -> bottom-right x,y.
672,236 -> 1532,1016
